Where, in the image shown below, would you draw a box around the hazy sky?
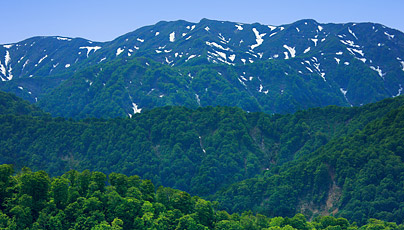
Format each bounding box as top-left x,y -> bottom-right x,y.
2,0 -> 404,44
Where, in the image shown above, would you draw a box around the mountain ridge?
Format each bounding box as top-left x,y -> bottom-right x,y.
1,18 -> 404,118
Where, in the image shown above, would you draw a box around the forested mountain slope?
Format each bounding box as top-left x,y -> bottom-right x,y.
214,101 -> 404,225
1,92 -> 404,225
1,19 -> 404,118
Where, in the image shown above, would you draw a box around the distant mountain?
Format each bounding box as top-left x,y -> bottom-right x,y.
1,19 -> 404,117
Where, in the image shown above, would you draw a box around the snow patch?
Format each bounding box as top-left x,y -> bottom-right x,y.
238,78 -> 247,87
205,26 -> 210,32
38,55 -> 48,64
334,57 -> 340,64
318,25 -> 323,31
169,32 -> 175,42
235,24 -> 243,30
65,64 -> 70,68
394,84 -> 403,97
206,41 -> 230,51
22,59 -> 29,69
165,57 -> 173,64
344,62 -> 350,65
132,103 -> 142,114
311,58 -> 326,81
137,38 -> 144,42
304,47 -> 311,53
269,32 -> 277,37
400,61 -> 404,71
340,88 -> 347,96
258,84 -> 263,92
336,51 -> 343,55
311,39 -> 318,46
340,88 -> 352,106
56,37 -> 71,41
229,54 -> 236,62
79,46 -> 101,57
155,32 -> 160,36
195,94 -> 201,106
352,48 -> 364,56
218,33 -> 230,43
186,55 -> 196,62
216,51 -> 226,60
296,27 -> 300,32
1,64 -> 7,80
268,25 -> 277,31
384,31 -> 394,39
320,73 -> 326,81
355,57 -> 366,63
18,56 -> 24,63
370,66 -> 385,78
18,86 -> 23,90
340,40 -> 360,48
348,27 -> 358,40
6,65 -> 13,80
283,45 -> 296,58
116,48 -> 124,56
5,51 -> 11,66
251,28 -> 266,50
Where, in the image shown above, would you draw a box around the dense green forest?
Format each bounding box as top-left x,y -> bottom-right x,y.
0,164 -> 402,230
214,102 -> 404,225
2,93 -> 404,196
2,92 -> 404,225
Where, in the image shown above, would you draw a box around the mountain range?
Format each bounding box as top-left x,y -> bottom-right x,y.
1,19 -> 404,118
2,18 -> 404,226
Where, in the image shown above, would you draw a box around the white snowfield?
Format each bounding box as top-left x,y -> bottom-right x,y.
79,46 -> 101,57
251,28 -> 266,50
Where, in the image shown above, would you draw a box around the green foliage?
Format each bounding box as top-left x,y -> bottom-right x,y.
2,92 -> 404,226
0,166 -> 400,229
0,91 -> 45,116
215,103 -> 404,225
